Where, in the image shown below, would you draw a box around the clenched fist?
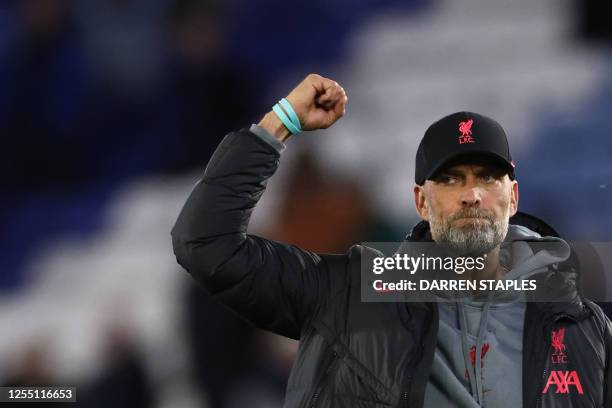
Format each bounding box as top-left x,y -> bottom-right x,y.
258,74 -> 348,142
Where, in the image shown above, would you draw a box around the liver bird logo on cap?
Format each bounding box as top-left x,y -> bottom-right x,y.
458,119 -> 475,144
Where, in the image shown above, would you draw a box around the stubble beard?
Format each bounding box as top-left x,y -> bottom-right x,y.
428,206 -> 509,257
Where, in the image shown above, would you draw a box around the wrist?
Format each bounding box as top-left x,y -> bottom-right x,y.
258,111 -> 292,142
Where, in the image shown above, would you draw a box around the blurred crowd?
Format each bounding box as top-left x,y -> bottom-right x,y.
1,0 -> 611,407
0,0 -> 258,290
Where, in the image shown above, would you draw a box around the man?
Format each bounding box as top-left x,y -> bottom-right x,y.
172,74 -> 612,407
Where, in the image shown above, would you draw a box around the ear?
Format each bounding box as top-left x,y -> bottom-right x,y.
509,180 -> 519,217
414,184 -> 429,220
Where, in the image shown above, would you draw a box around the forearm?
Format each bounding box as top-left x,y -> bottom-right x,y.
258,111 -> 292,143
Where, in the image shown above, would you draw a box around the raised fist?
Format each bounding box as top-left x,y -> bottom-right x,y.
285,73 -> 347,131
258,74 -> 347,141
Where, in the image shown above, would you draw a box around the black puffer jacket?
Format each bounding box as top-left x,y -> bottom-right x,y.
172,129 -> 612,407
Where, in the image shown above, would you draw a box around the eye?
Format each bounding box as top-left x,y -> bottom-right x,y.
436,175 -> 458,184
481,174 -> 496,183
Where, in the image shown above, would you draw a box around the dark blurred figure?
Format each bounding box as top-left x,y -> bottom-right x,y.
0,0 -> 94,290
162,0 -> 257,172
0,0 -> 89,192
576,0 -> 612,40
78,322 -> 153,408
225,331 -> 297,408
185,285 -> 256,408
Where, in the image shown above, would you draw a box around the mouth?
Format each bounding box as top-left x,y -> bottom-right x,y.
452,217 -> 490,226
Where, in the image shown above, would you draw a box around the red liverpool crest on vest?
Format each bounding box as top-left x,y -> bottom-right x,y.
458,119 -> 475,144
551,328 -> 568,364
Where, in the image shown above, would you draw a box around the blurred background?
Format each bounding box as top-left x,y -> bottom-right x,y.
0,0 -> 611,406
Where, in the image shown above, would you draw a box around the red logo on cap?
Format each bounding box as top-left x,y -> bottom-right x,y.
458,119 -> 475,144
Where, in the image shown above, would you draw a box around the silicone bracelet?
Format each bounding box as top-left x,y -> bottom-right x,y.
272,104 -> 300,135
279,98 -> 301,132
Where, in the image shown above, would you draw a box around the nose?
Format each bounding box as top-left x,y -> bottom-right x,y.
460,187 -> 481,208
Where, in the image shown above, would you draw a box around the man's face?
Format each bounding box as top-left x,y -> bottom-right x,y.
413,162 -> 519,256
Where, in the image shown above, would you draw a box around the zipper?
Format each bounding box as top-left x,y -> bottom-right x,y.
397,375 -> 412,407
310,391 -> 319,407
535,358 -> 549,408
397,303 -> 436,408
401,387 -> 410,407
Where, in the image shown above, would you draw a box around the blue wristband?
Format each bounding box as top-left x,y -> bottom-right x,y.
273,103 -> 300,135
279,98 -> 301,132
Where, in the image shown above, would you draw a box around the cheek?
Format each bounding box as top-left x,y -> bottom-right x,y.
487,190 -> 512,215
427,193 -> 457,219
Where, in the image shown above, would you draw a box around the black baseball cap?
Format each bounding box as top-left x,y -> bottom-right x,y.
415,111 -> 515,185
